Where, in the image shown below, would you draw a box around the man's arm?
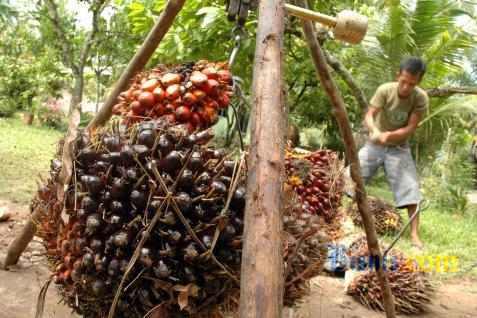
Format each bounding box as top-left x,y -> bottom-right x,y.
379,111 -> 423,144
365,106 -> 381,141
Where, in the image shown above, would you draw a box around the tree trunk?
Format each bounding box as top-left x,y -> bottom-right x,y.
70,71 -> 84,113
294,0 -> 396,317
88,0 -> 186,130
239,1 -> 286,318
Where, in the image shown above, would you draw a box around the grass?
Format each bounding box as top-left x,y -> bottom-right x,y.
367,182 -> 477,281
0,116 -> 62,204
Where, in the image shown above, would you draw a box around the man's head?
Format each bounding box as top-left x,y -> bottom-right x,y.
396,57 -> 426,98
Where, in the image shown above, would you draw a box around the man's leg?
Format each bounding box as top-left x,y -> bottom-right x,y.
407,204 -> 422,248
384,146 -> 423,248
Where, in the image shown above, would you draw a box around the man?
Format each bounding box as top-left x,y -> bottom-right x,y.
359,56 -> 428,249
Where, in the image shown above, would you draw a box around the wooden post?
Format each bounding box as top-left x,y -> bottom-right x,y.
294,0 -> 396,317
239,1 -> 286,318
88,0 -> 186,130
2,0 -> 185,269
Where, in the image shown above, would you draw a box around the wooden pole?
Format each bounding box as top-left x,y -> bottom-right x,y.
87,0 -> 186,130
294,0 -> 396,317
2,0 -> 185,269
239,1 -> 286,318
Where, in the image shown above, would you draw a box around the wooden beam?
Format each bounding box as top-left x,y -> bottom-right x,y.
426,86 -> 477,98
294,0 -> 396,317
239,1 -> 286,318
87,0 -> 186,130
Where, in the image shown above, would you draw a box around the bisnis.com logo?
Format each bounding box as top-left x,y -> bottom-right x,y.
342,255 -> 459,272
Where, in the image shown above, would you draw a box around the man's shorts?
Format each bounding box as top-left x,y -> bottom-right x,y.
357,142 -> 421,208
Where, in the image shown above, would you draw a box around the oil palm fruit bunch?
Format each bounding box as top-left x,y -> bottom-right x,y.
36,119 -> 247,317
285,149 -> 344,223
282,185 -> 328,306
112,61 -> 233,131
348,196 -> 402,235
346,236 -> 433,314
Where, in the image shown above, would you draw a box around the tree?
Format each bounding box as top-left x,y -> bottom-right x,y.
36,0 -> 108,113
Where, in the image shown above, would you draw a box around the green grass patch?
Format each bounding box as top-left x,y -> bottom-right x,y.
367,183 -> 477,280
0,116 -> 62,204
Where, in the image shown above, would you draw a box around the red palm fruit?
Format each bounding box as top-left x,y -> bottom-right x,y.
141,78 -> 160,92
164,104 -> 175,114
191,112 -> 202,128
202,67 -> 218,80
192,89 -> 206,101
138,92 -> 155,109
190,71 -> 208,87
161,73 -> 181,86
183,92 -> 198,106
131,101 -> 143,115
204,106 -> 218,125
203,79 -> 220,96
166,84 -> 181,100
217,69 -> 232,84
217,92 -> 230,109
175,106 -> 192,123
172,96 -> 183,107
112,103 -> 123,115
154,104 -> 166,116
153,86 -> 165,102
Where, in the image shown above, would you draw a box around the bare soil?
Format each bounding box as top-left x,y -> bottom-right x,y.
0,200 -> 476,318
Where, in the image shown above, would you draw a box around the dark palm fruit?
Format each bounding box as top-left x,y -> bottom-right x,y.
195,172 -> 211,193
223,160 -> 236,176
168,230 -> 182,243
94,254 -> 108,272
78,147 -> 99,164
91,280 -> 106,296
188,151 -> 203,171
90,239 -> 103,253
82,196 -> 98,213
119,259 -> 129,273
219,176 -> 232,187
113,231 -> 129,248
194,204 -> 207,220
93,161 -> 109,173
85,214 -> 101,235
221,225 -> 236,241
111,178 -> 129,199
175,192 -> 192,211
161,150 -> 182,173
81,175 -> 103,193
193,129 -> 214,145
101,191 -> 112,204
103,135 -> 121,152
120,145 -> 135,165
106,152 -> 121,164
231,186 -> 246,211
139,248 -> 154,268
145,159 -> 159,174
76,209 -> 87,219
211,181 -> 227,195
108,259 -> 120,276
130,190 -> 146,209
213,149 -> 226,159
81,253 -> 94,270
157,135 -> 173,156
110,201 -> 124,214
178,169 -> 194,189
71,269 -> 81,282
125,168 -> 138,182
74,238 -> 87,255
137,129 -> 156,148
154,260 -> 171,278
132,144 -> 150,160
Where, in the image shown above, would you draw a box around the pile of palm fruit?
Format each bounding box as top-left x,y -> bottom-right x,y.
348,196 -> 402,235
32,62 -> 329,317
346,236 -> 433,314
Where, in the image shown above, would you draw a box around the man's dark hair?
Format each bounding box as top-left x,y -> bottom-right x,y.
399,56 -> 426,78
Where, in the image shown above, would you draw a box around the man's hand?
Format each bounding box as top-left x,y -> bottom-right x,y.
377,131 -> 392,145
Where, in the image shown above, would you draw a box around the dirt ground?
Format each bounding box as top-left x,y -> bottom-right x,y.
0,200 -> 476,318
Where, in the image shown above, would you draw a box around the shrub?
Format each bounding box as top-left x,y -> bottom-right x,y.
37,99 -> 66,129
0,98 -> 17,117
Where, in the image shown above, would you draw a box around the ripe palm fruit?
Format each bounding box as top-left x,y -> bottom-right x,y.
285,149 -> 344,222
112,61 -> 234,131
348,196 -> 403,235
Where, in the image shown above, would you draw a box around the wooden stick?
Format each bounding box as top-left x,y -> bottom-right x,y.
285,3 -> 336,26
294,0 -> 396,317
239,1 -> 286,318
87,0 -> 186,130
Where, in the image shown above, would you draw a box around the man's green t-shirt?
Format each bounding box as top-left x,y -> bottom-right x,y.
370,82 -> 428,133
